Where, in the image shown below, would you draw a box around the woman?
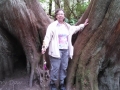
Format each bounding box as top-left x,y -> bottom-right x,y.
42,9 -> 88,90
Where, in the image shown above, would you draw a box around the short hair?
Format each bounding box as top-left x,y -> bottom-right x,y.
54,9 -> 65,21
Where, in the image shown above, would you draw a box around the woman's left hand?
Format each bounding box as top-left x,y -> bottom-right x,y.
84,18 -> 89,26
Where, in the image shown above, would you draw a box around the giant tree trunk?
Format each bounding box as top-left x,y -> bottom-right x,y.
0,0 -> 120,90
0,0 -> 51,87
0,28 -> 14,80
67,0 -> 120,90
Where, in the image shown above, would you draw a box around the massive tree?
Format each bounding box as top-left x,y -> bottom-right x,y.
0,0 -> 120,90
67,0 -> 120,90
0,0 -> 51,87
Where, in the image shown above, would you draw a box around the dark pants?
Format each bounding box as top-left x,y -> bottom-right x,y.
49,49 -> 69,84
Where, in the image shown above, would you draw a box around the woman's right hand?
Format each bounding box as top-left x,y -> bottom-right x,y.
42,40 -> 46,54
42,48 -> 46,54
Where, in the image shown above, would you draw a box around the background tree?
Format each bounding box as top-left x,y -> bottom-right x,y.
49,0 -> 52,16
64,0 -> 71,20
54,0 -> 61,10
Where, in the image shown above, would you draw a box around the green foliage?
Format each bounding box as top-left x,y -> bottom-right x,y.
65,18 -> 77,25
38,0 -> 90,24
74,1 -> 89,19
38,0 -> 46,3
69,19 -> 77,25
38,0 -> 49,12
65,1 -> 90,25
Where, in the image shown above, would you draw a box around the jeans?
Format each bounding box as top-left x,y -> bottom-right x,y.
49,49 -> 69,84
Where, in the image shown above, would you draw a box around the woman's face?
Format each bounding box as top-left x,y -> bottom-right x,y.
56,10 -> 65,23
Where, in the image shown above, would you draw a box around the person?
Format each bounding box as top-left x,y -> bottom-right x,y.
42,9 -> 88,90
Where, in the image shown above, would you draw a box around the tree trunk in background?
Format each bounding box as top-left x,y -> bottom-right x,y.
54,0 -> 60,10
0,0 -> 51,87
67,0 -> 120,90
64,0 -> 70,20
49,0 -> 52,16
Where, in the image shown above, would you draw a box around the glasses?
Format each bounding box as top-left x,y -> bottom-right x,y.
57,13 -> 64,15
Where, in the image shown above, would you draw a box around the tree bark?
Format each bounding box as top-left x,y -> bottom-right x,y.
0,28 -> 13,80
67,0 -> 120,90
0,0 -> 51,87
0,0 -> 120,90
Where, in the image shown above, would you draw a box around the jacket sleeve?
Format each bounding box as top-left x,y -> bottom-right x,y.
70,24 -> 85,35
43,24 -> 53,49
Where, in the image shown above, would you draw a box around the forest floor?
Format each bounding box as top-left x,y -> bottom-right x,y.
0,62 -> 75,90
0,68 -> 50,90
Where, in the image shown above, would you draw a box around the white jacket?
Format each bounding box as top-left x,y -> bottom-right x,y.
43,20 -> 84,59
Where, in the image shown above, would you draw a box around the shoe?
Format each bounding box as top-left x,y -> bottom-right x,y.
60,84 -> 66,90
50,83 -> 57,90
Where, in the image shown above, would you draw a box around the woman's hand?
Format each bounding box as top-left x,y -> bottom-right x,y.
41,45 -> 46,54
42,48 -> 46,54
84,18 -> 89,26
42,40 -> 46,54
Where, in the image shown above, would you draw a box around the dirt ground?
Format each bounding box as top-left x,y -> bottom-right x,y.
0,68 -> 50,90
